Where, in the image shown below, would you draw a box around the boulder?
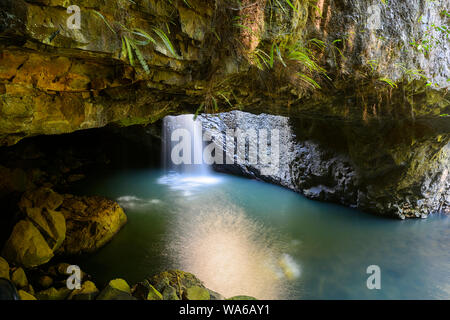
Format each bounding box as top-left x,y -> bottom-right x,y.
109,278 -> 131,293
146,284 -> 163,300
2,220 -> 54,268
11,267 -> 28,288
0,257 -> 9,280
25,208 -> 66,251
97,279 -> 135,300
58,195 -> 127,255
162,286 -> 180,300
183,286 -> 210,300
68,281 -> 99,300
18,290 -> 37,300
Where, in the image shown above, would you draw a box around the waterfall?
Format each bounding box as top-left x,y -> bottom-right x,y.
162,114 -> 209,175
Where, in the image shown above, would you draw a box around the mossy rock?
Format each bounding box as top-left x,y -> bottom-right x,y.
2,220 -> 54,268
147,284 -> 163,300
149,269 -> 205,300
109,278 -> 131,293
162,286 -> 180,300
97,278 -> 135,300
18,290 -> 37,300
227,295 -> 258,300
0,256 -> 9,280
183,286 -> 210,300
11,267 -> 28,288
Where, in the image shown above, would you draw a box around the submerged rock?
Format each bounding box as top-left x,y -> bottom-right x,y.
58,195 -> 127,255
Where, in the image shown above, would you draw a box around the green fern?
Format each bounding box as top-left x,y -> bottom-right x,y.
152,27 -> 181,59
379,77 -> 398,88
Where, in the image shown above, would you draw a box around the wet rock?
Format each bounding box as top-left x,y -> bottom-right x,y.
18,290 -> 36,300
11,267 -> 28,288
68,281 -> 99,300
0,257 -> 9,280
2,220 -> 54,268
58,195 -> 127,255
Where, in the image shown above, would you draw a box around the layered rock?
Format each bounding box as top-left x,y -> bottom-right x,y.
0,0 -> 448,146
200,111 -> 449,219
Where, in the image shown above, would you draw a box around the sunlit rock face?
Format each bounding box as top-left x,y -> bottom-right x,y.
201,111 -> 449,219
311,0 -> 449,88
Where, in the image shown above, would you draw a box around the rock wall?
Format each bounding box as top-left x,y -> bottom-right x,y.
201,111 -> 449,219
0,0 -> 448,145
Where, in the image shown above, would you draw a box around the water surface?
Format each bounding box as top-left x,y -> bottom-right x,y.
72,169 -> 450,300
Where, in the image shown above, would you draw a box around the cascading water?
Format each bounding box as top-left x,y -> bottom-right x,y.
162,114 -> 209,175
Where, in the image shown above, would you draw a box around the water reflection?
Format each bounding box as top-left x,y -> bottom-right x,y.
167,198 -> 299,299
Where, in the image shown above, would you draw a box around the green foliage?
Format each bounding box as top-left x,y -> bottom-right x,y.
379,77 -> 398,88
410,12 -> 449,57
93,10 -> 180,74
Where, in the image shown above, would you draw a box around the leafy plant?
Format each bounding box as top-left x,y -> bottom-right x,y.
93,10 -> 180,74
